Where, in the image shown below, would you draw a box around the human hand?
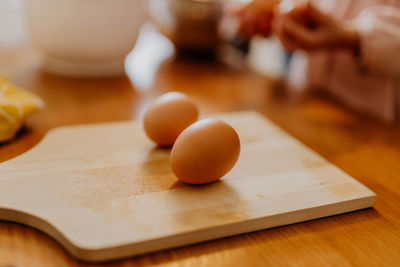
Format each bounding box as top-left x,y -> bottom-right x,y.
228,0 -> 279,39
273,0 -> 359,52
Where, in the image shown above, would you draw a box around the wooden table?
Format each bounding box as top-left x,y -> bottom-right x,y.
1,28 -> 400,266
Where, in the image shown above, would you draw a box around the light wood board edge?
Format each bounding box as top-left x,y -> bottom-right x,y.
0,193 -> 375,262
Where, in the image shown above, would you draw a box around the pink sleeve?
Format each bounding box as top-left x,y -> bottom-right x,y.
354,5 -> 400,76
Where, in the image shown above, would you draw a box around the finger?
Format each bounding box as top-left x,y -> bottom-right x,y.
272,12 -> 286,38
278,0 -> 308,16
273,15 -> 302,51
247,0 -> 278,12
306,2 -> 332,25
239,14 -> 257,38
281,15 -> 322,49
255,13 -> 273,37
272,1 -> 281,17
276,1 -> 313,29
278,33 -> 301,51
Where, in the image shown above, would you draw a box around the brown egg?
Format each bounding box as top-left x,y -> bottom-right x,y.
170,118 -> 240,184
143,92 -> 199,146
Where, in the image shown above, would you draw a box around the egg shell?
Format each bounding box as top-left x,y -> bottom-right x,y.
170,118 -> 240,184
143,92 -> 199,146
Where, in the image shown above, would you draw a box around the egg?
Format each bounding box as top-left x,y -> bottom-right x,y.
143,92 -> 199,146
170,118 -> 240,184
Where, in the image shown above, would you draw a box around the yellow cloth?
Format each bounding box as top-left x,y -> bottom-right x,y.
0,75 -> 44,142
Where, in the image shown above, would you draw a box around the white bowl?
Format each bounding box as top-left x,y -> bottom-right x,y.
24,0 -> 146,77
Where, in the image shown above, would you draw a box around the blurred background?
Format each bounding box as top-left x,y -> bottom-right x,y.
1,0 -> 399,149
0,0 -> 286,82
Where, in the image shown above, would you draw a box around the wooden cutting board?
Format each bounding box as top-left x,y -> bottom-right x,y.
0,111 -> 375,262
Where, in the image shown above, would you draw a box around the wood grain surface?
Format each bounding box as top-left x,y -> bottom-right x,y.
1,27 -> 400,267
0,112 -> 375,262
